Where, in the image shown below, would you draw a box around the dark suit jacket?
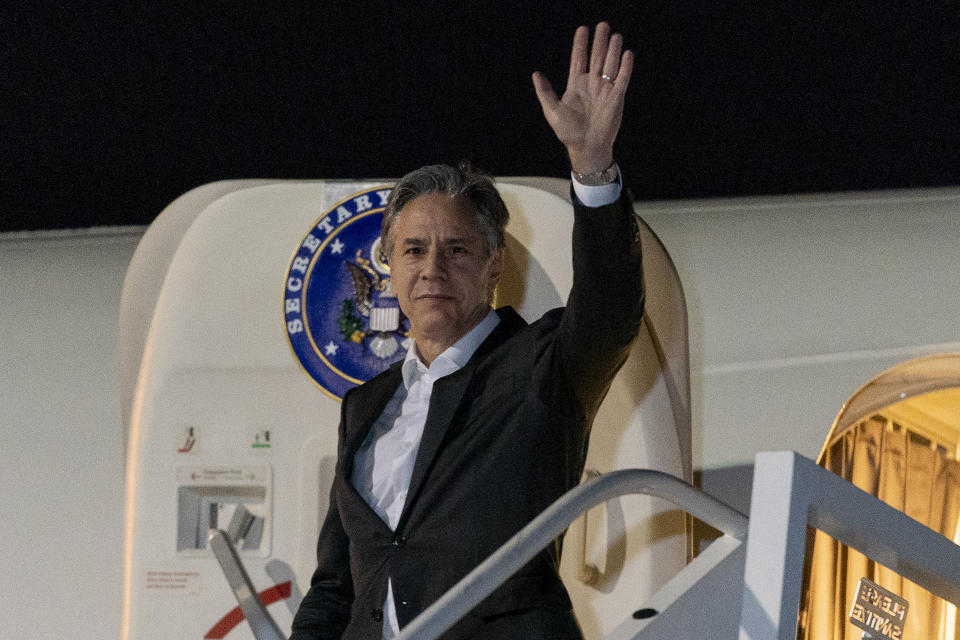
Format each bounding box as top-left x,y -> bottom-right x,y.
291,192 -> 644,640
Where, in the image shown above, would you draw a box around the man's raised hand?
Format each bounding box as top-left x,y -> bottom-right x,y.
532,22 -> 633,175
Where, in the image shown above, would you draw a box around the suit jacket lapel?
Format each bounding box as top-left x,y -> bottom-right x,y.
342,362 -> 403,479
336,363 -> 405,535
401,364 -> 473,521
399,307 -> 527,528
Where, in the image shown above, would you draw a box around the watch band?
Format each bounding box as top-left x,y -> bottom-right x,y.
573,161 -> 620,186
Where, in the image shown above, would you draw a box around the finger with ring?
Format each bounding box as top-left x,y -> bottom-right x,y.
601,31 -> 623,82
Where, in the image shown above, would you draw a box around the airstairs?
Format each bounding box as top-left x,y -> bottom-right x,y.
210,450 -> 960,640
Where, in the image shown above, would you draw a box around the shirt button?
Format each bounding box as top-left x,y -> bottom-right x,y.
392,534 -> 407,548
371,608 -> 383,622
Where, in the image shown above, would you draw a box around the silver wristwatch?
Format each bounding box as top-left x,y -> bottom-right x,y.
573,161 -> 620,186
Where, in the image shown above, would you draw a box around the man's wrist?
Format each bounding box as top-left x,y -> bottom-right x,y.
568,148 -> 615,176
572,161 -> 620,186
572,163 -> 622,207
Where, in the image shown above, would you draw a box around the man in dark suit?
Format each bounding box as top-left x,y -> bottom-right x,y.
291,22 -> 642,640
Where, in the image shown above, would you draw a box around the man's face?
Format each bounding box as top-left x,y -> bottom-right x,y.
389,192 -> 502,354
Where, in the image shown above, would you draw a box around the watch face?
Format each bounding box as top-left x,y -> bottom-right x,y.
576,163 -> 619,186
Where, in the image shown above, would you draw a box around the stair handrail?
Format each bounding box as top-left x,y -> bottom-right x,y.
395,468 -> 747,640
208,528 -> 286,640
207,468 -> 745,640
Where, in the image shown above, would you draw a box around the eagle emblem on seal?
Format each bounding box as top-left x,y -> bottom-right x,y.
341,239 -> 409,359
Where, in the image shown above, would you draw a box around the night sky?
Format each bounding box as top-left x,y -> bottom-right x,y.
3,2 -> 958,232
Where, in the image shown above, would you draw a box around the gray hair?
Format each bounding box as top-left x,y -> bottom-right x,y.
381,162 -> 509,259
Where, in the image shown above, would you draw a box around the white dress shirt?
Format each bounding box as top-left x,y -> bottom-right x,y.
352,310 -> 501,637
351,176 -> 622,638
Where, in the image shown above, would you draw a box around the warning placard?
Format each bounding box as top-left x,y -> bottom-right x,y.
849,577 -> 908,640
144,569 -> 202,595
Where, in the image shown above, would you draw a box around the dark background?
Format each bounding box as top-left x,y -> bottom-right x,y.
3,2 -> 958,232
